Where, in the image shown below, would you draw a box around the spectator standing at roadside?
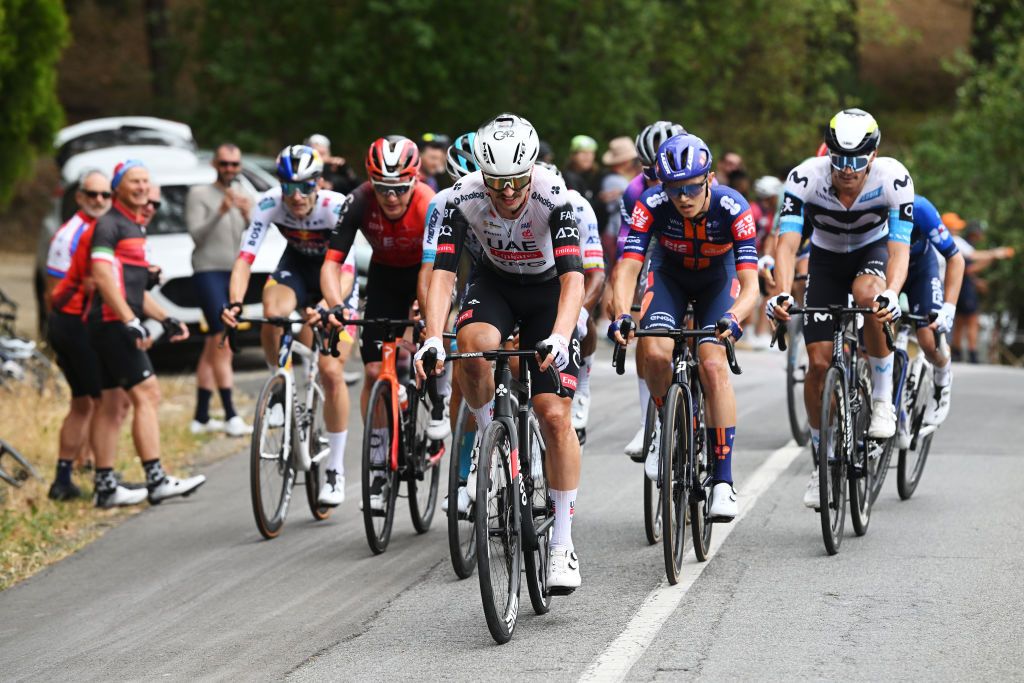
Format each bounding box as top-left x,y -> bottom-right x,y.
716,151 -> 744,187
306,134 -> 360,195
564,135 -> 610,235
538,140 -> 555,164
185,143 -> 253,436
598,137 -> 640,271
418,133 -> 450,191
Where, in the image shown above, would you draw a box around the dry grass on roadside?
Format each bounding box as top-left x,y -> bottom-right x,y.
0,376 -> 242,591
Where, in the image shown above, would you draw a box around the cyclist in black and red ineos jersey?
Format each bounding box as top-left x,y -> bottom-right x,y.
414,113 -> 586,593
320,135 -> 435,510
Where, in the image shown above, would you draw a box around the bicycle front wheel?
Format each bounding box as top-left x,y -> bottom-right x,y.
661,383 -> 692,584
819,367 -> 847,555
408,385 -> 441,534
447,399 -> 476,579
898,365 -> 934,500
522,412 -> 552,615
362,380 -> 398,554
475,420 -> 521,644
786,319 -> 811,446
304,380 -> 332,521
641,399 -> 662,545
848,372 -> 873,536
250,374 -> 295,539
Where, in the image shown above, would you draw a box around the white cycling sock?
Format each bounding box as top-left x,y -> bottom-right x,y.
370,427 -> 389,467
471,401 -> 494,435
326,430 -> 347,475
810,427 -> 820,447
435,363 -> 452,398
577,354 -> 594,398
869,353 -> 894,402
549,488 -> 576,551
637,377 -> 651,428
934,358 -> 952,387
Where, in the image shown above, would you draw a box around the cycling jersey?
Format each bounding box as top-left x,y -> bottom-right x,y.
239,187 -> 346,263
623,184 -> 758,272
422,187 -> 481,264
616,174 -> 649,258
778,156 -> 915,252
47,211 -> 94,278
569,188 -> 604,272
91,201 -> 149,322
910,195 -> 959,262
51,223 -> 98,317
325,181 -> 434,268
434,166 -> 583,283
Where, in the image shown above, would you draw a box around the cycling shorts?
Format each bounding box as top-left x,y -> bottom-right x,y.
192,270 -> 231,334
803,238 -> 888,344
267,247 -> 324,309
48,311 -> 102,398
90,322 -> 156,390
360,262 -> 418,364
455,268 -> 581,397
907,248 -> 943,328
957,270 -> 980,315
639,261 -> 738,345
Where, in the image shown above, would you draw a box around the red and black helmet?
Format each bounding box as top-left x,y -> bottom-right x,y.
365,136 -> 420,182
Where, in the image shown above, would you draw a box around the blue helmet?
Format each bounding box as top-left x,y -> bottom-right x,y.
275,144 -> 322,182
655,134 -> 712,183
446,132 -> 478,181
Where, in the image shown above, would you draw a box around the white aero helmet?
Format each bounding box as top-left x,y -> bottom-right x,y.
474,113 -> 539,177
753,175 -> 783,198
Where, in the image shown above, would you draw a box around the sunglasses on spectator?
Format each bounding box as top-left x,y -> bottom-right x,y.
217,160 -> 241,168
482,172 -> 532,193
663,175 -> 708,199
82,190 -> 113,199
829,153 -> 871,172
282,180 -> 318,196
371,180 -> 414,197
147,200 -> 162,210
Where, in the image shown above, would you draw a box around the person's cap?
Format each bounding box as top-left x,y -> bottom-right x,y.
601,137 -> 639,166
111,159 -> 147,189
305,133 -> 331,150
570,135 -> 598,153
420,132 -> 451,149
941,212 -> 966,233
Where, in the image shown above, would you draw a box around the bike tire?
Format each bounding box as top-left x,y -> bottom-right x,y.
690,390 -> 713,562
250,374 -> 294,540
819,367 -> 847,555
661,383 -> 692,585
475,420 -> 521,644
786,320 -> 811,446
898,368 -> 934,500
362,380 -> 399,554
408,385 -> 441,534
642,399 -> 662,545
0,437 -> 39,485
848,372 -> 872,536
304,380 -> 332,521
523,412 -> 552,616
447,399 -> 476,579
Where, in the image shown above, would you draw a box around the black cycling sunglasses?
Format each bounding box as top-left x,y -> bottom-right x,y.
82,190 -> 113,199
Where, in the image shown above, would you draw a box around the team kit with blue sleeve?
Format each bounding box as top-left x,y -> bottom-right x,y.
906,194 -> 959,327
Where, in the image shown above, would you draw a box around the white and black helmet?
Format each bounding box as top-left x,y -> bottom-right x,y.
635,120 -> 686,167
825,108 -> 881,156
474,113 -> 539,177
275,144 -> 323,182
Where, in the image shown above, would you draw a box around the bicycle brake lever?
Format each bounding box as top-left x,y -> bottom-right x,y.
724,336 -> 742,375
772,322 -> 788,352
534,342 -> 563,397
883,321 -> 895,352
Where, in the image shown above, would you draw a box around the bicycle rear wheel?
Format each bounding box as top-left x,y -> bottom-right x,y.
0,438 -> 39,486
848,372 -> 872,536
786,319 -> 811,446
304,381 -> 332,521
250,374 -> 295,539
522,412 -> 552,615
475,420 -> 521,644
447,399 -> 476,579
362,380 -> 399,554
408,385 -> 441,533
661,383 -> 692,584
641,399 -> 662,545
898,366 -> 934,500
819,367 -> 847,555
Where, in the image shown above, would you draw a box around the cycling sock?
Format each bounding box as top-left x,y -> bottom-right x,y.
218,387 -> 237,420
55,459 -> 74,486
143,459 -> 167,489
370,427 -> 389,467
549,488 -> 576,551
934,359 -> 952,387
471,401 -> 494,434
708,426 -> 736,483
869,353 -> 894,402
195,388 -> 212,423
95,468 -> 117,495
637,378 -> 651,428
459,431 -> 476,480
435,364 -> 451,398
326,430 -> 347,476
810,426 -> 820,445
577,354 -> 594,398
968,349 -> 979,364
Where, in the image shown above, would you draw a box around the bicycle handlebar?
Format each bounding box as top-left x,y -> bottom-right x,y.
220,314 -> 341,356
443,343 -> 563,398
612,317 -> 741,376
771,306 -> 895,353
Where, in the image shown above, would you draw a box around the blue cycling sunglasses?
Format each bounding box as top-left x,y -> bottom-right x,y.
282,180 -> 317,196
663,174 -> 708,199
830,153 -> 871,172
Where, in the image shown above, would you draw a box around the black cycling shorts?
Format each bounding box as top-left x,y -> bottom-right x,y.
48,311 -> 102,398
269,247 -> 324,309
360,261 -> 419,364
90,322 -> 156,390
455,268 -> 580,398
803,239 -> 888,344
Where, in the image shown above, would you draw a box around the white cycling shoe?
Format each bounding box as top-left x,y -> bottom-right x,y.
803,470 -> 820,508
317,470 -> 345,507
267,403 -> 286,429
709,482 -> 738,521
95,484 -> 148,509
426,397 -> 451,440
644,422 -> 661,481
625,425 -> 646,459
189,418 -> 224,434
224,415 -> 253,437
546,546 -> 581,593
571,393 -> 590,431
442,486 -> 472,514
367,475 -> 388,512
924,379 -> 952,426
148,474 -> 206,504
868,399 -> 896,439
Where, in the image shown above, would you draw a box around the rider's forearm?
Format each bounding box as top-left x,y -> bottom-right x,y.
773,232 -> 801,295
943,252 -> 966,304
339,269 -> 355,304
729,269 -> 760,322
581,268 -> 606,311
611,258 -> 642,317
91,260 -> 135,323
884,241 -> 910,293
552,272 -> 584,340
142,291 -> 167,320
319,259 -> 344,308
424,269 -> 456,339
416,262 -> 433,313
228,258 -> 252,305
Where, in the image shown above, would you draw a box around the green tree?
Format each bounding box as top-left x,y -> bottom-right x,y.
0,0 -> 69,208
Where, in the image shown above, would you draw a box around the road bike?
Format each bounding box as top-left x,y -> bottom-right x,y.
0,437 -> 40,489
784,274 -> 811,446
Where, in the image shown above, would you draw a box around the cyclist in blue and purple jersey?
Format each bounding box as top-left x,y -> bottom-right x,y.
607,121 -> 686,458
903,195 -> 965,429
610,133 -> 760,521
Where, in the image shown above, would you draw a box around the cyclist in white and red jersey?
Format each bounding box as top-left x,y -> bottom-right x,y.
415,113 -> 586,592
223,145 -> 358,507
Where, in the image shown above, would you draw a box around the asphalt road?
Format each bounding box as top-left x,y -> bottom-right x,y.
1,347 -> 1022,681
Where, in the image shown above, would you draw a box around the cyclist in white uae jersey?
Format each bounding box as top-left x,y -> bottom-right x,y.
766,109 -> 913,507
415,113 -> 586,593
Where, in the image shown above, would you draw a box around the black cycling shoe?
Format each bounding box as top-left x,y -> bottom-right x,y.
48,480 -> 83,501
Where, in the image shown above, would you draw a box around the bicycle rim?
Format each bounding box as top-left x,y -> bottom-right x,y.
898,370 -> 933,499
523,413 -> 551,615
642,399 -> 662,545
447,400 -> 476,579
849,376 -> 872,536
819,368 -> 847,555
250,374 -> 293,539
475,421 -> 521,644
408,387 -> 440,533
362,381 -> 397,554
786,324 -> 811,446
662,384 -> 690,584
305,380 -> 332,521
